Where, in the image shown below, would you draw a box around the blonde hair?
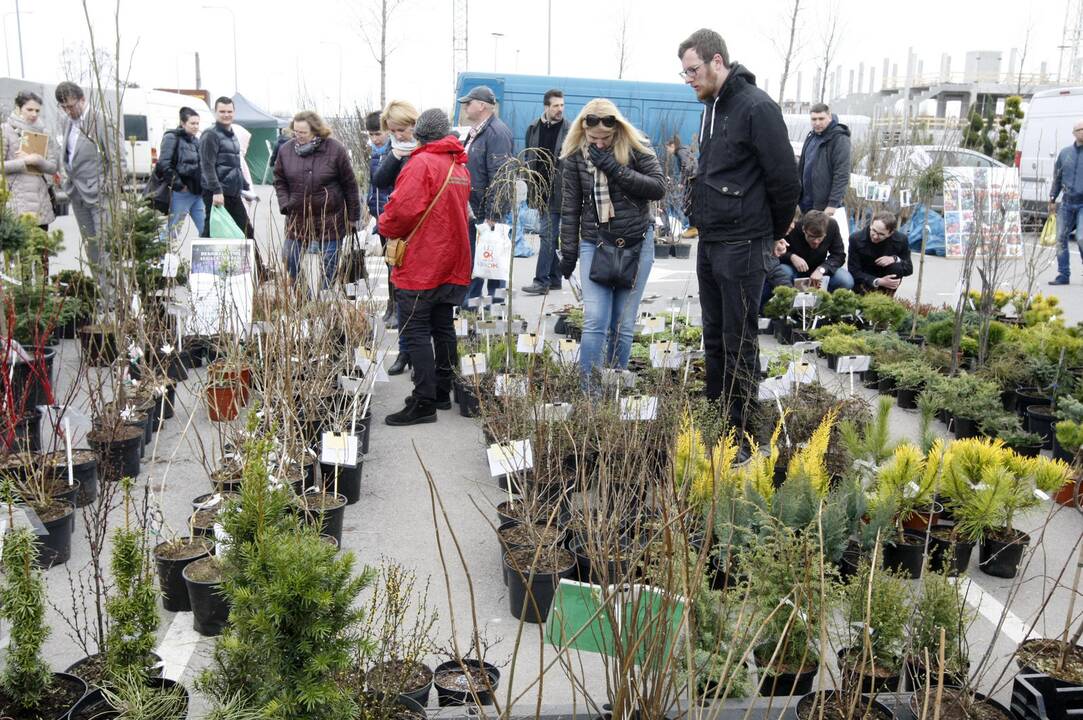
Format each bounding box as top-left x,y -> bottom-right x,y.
560,98 -> 651,166
290,110 -> 332,139
381,99 -> 419,131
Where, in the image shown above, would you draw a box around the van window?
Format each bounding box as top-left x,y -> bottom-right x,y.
123,114 -> 149,142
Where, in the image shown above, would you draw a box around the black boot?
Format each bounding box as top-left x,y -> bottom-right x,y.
388,353 -> 410,376
385,396 -> 437,426
406,389 -> 451,410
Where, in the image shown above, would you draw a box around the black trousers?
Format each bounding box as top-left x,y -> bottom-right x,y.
697,238 -> 771,431
201,192 -> 254,239
397,287 -> 463,401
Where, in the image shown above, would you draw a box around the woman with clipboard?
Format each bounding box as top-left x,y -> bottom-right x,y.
1,91 -> 61,229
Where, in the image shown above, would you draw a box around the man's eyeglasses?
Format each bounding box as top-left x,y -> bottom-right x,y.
869,227 -> 891,239
584,115 -> 616,128
679,63 -> 705,80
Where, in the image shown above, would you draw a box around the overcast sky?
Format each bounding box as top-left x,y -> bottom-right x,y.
0,0 -> 1069,116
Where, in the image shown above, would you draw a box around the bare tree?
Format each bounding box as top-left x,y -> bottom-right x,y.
817,3 -> 843,102
615,8 -> 631,80
1016,19 -> 1034,94
772,0 -> 804,105
358,0 -> 407,108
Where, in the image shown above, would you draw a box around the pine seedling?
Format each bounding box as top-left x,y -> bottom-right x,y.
0,528 -> 54,709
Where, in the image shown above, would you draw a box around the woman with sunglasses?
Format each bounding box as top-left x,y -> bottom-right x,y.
559,99 -> 665,382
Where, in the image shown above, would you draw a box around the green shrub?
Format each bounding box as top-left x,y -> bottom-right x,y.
0,528 -> 53,709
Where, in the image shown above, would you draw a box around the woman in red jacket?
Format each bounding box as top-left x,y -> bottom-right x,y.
378,109 -> 472,426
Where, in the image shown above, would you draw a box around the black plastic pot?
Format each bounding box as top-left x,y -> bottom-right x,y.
877,376 -> 896,395
298,493 -> 347,544
953,416 -> 981,439
356,412 -> 372,455
49,480 -> 80,508
904,657 -> 970,691
504,548 -> 577,623
896,386 -> 921,410
4,346 -> 56,410
979,530 -> 1030,579
3,671 -> 87,720
1015,387 -> 1050,419
570,538 -> 639,585
433,659 -> 499,706
154,537 -> 212,612
863,367 -> 880,389
183,558 -> 230,636
34,501 -> 75,568
59,453 -> 99,507
1026,404 -> 1057,450
77,326 -> 119,366
320,462 -> 362,505
927,527 -> 974,576
757,656 -> 817,696
159,383 -> 177,420
1052,423 -> 1077,463
882,530 -> 927,579
88,427 -> 143,482
797,690 -> 894,720
671,242 -> 691,259
1,407 -> 43,453
67,677 -> 188,720
838,647 -> 902,693
459,385 -> 481,418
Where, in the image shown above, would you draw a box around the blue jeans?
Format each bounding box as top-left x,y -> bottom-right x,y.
160,190 -> 205,243
284,238 -> 339,289
579,238 -> 654,377
467,220 -> 506,303
533,210 -> 562,288
778,263 -> 855,291
1056,203 -> 1083,279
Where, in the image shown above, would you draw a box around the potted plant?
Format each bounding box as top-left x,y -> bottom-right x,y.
1053,420 -> 1082,505
183,556 -> 228,636
877,359 -> 934,410
837,557 -> 909,692
869,443 -> 938,578
859,292 -> 907,332
153,535 -> 213,612
905,569 -> 972,689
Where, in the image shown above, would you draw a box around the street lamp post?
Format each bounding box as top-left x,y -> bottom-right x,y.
491,32 -> 503,73
14,0 -> 25,78
202,4 -> 239,92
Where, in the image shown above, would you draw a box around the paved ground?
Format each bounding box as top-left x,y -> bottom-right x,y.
21,187 -> 1083,716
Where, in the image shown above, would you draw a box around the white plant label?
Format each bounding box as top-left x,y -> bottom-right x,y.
321,431 -> 359,467
642,315 -> 666,335
495,374 -> 527,397
477,320 -> 497,333
1034,488 -> 1050,501
783,361 -> 816,385
460,353 -> 487,377
494,287 -> 509,300
650,345 -> 683,370
837,355 -> 871,373
792,292 -> 818,309
758,377 -> 791,401
353,346 -> 372,369
455,318 -> 469,337
537,402 -> 573,422
516,333 -> 543,354
487,440 -> 533,477
620,395 -> 658,421
758,317 -> 771,331
555,339 -> 580,364
793,341 -> 821,353
356,356 -> 389,383
338,375 -> 364,393
161,252 -> 181,278
600,369 -> 637,389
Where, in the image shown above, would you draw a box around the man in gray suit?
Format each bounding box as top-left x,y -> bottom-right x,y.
56,81 -> 114,288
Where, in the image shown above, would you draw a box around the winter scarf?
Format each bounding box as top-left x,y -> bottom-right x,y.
582,145 -> 614,224
294,137 -> 322,157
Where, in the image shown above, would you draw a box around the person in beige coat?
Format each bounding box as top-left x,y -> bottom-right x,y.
1,91 -> 61,228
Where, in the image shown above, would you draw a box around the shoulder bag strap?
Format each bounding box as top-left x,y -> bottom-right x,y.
403,159 -> 457,246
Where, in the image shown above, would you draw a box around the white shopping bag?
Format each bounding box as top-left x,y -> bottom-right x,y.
472,222 -> 512,282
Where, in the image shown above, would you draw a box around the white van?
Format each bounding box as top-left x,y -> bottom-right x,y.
1016,86 -> 1083,221
119,90 -> 215,179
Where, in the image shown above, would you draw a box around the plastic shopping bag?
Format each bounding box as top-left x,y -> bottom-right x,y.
472,222 -> 512,281
1040,214 -> 1057,248
209,205 -> 245,239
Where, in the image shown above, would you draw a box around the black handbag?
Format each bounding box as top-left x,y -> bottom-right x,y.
588,227 -> 644,289
338,231 -> 367,284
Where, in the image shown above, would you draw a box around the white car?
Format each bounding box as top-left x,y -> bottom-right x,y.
876,145 -> 1004,179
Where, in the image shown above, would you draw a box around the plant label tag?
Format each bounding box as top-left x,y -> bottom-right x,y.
495,374 -> 526,397
758,317 -> 771,330
907,481 -> 921,494
161,252 -> 181,278
460,353 -> 487,377
194,493 -> 223,510
343,282 -> 360,297
477,320 -> 497,333
792,292 -> 818,309
760,355 -> 771,373
600,369 -> 637,389
650,344 -> 683,369
758,377 -> 791,400
836,355 -> 871,373
642,315 -> 666,334
784,361 -> 816,385
467,297 -> 483,309
620,395 -> 658,421
494,287 -> 509,300
338,375 -> 364,393
793,341 -> 821,353
353,346 -> 372,368
900,189 -> 912,207
537,402 -> 573,422
492,320 -> 508,334
1034,488 -> 1050,501
321,432 -> 359,467
517,333 -> 543,354
356,356 -> 389,383
487,440 -> 533,477
455,318 -> 469,337
555,339 -> 580,364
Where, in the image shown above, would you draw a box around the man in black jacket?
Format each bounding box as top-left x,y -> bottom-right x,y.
797,103 -> 851,216
848,210 -> 913,294
780,210 -> 853,290
522,89 -> 568,295
678,28 -> 800,440
199,96 -> 253,240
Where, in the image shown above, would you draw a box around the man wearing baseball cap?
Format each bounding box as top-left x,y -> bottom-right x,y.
458,85 -> 514,304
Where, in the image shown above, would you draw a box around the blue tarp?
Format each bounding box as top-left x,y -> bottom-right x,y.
902,204 -> 946,257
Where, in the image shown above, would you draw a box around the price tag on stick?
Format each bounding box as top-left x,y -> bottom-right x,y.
321,431 -> 359,467
486,440 -> 533,478
460,353 -> 487,377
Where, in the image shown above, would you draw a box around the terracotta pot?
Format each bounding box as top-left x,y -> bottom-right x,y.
206,384 -> 240,422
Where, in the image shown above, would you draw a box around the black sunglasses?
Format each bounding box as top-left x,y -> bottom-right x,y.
584,114 -> 617,128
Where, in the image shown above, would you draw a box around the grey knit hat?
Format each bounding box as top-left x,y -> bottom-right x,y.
414,109 -> 451,145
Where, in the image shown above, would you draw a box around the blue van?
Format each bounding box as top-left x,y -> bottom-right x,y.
453,72 -> 706,154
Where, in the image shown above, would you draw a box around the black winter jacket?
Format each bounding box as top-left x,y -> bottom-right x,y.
560,147 -> 666,264
690,64 -> 800,242
847,227 -> 913,291
157,128 -> 201,194
797,117 -> 851,212
524,116 -> 569,211
783,218 -> 846,275
199,123 -> 248,196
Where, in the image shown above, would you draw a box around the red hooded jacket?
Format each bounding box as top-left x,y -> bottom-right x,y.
378,136 -> 472,291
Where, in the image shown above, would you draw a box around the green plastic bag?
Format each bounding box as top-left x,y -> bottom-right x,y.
209,205 -> 245,239
1040,214 -> 1057,247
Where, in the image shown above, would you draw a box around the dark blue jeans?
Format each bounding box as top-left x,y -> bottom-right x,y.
532,210 -> 562,288
1056,202 -> 1083,279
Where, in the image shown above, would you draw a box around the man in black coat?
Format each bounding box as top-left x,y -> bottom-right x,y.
848,210 -> 913,294
780,210 -> 853,290
199,96 -> 253,240
797,103 -> 851,217
522,89 -> 568,295
678,28 -> 800,443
